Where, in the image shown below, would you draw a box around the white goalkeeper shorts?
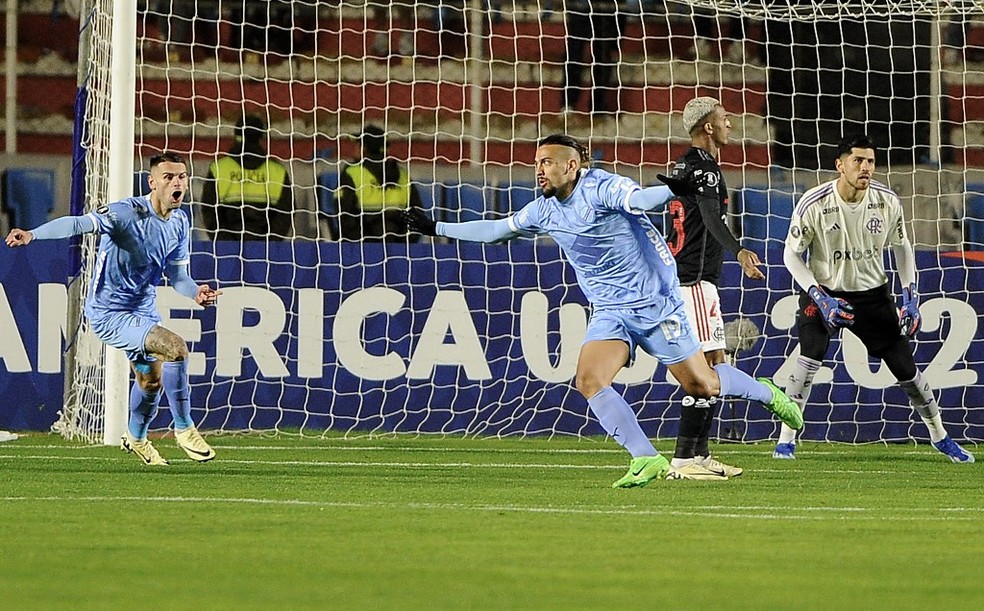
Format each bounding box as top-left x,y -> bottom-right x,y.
679,281 -> 726,352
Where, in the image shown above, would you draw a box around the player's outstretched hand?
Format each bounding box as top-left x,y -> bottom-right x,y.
808,285 -> 854,330
195,284 -> 222,307
898,282 -> 921,337
737,248 -> 766,280
403,208 -> 437,236
5,228 -> 33,247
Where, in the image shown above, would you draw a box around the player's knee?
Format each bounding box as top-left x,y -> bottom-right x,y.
575,372 -> 604,399
680,377 -> 717,400
139,377 -> 163,394
166,342 -> 189,362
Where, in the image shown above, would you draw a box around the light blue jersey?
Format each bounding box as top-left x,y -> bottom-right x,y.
508,168 -> 681,310
83,196 -> 191,319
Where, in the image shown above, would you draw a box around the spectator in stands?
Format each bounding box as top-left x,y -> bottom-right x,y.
690,12 -> 757,64
200,115 -> 293,241
149,0 -> 219,62
561,1 -> 625,117
371,1 -> 414,59
335,126 -> 423,242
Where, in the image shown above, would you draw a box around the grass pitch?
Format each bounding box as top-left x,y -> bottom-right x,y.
1,434 -> 981,610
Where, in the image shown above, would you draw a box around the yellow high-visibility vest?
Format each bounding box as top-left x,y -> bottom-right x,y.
344,164 -> 411,211
212,156 -> 287,205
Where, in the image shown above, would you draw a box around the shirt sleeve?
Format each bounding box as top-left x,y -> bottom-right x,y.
507,199 -> 545,234
886,196 -> 908,247
595,172 -> 641,213
785,197 -> 814,254
169,209 -> 192,265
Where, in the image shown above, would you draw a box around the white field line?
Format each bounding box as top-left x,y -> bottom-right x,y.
0,442 -> 941,456
0,495 -> 981,521
0,453 -> 897,474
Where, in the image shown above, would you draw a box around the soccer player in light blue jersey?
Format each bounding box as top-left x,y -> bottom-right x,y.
5,152 -> 221,466
405,134 -> 804,488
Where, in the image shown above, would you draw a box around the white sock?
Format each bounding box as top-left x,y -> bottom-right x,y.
671,457 -> 695,469
777,356 -> 821,445
900,371 -> 947,443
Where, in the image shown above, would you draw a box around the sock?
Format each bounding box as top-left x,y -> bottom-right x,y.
695,397 -> 718,457
127,382 -> 161,440
675,396 -> 709,460
778,356 -> 822,445
713,363 -> 772,404
900,371 -> 947,443
162,360 -> 194,431
587,386 -> 658,458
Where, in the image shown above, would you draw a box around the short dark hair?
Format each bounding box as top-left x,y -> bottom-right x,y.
837,134 -> 877,158
361,124 -> 386,156
538,134 -> 591,166
149,151 -> 186,168
236,114 -> 266,144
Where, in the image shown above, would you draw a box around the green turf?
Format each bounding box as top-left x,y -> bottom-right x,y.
1,434 -> 981,610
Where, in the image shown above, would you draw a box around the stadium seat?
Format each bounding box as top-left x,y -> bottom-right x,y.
965,186 -> 984,249
415,180 -> 443,220
497,180 -> 538,215
1,168 -> 57,230
443,180 -> 492,223
733,186 -> 801,246
133,171 -> 151,196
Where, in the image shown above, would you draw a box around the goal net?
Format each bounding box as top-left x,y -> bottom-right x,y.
57,0 -> 984,445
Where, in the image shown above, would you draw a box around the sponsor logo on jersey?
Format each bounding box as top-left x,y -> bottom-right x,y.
827,223 -> 841,232
867,201 -> 884,209
822,206 -> 838,215
865,217 -> 884,234
832,248 -> 879,261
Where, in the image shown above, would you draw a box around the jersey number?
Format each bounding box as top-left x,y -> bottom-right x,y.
666,199 -> 686,256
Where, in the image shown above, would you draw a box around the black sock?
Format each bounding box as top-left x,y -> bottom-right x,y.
674,397 -> 705,459
694,398 -> 718,457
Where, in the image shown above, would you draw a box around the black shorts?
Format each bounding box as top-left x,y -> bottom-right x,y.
796,283 -> 903,359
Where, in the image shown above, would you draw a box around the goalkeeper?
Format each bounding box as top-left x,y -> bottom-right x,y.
5,152 -> 221,466
405,134 -> 804,488
774,135 -> 974,463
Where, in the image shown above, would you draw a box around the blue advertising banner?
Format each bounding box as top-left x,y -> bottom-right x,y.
1,242 -> 981,441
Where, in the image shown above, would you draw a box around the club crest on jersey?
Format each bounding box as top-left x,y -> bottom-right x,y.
865,217 -> 884,234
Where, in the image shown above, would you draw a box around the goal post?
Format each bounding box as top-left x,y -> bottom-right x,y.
56,0 -> 984,445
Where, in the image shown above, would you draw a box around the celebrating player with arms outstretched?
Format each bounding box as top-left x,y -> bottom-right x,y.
5,152 -> 221,466
774,134 -> 973,463
656,96 -> 766,480
405,134 -> 803,488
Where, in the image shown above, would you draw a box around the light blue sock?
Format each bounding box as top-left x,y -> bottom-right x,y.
713,363 -> 772,405
162,360 -> 193,430
587,386 -> 658,458
128,382 -> 161,440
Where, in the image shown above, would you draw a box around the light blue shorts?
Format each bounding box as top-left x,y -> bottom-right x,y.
88,309 -> 161,368
584,301 -> 702,366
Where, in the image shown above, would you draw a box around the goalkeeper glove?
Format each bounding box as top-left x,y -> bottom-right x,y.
808,285 -> 855,330
898,282 -> 921,337
656,171 -> 713,198
403,208 -> 437,236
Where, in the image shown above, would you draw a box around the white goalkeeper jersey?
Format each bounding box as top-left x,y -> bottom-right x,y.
785,178 -> 906,292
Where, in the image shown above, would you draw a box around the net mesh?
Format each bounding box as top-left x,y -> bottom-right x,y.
58,0 -> 984,444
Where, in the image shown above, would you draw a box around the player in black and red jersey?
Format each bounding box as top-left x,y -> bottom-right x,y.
657,97 -> 770,480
